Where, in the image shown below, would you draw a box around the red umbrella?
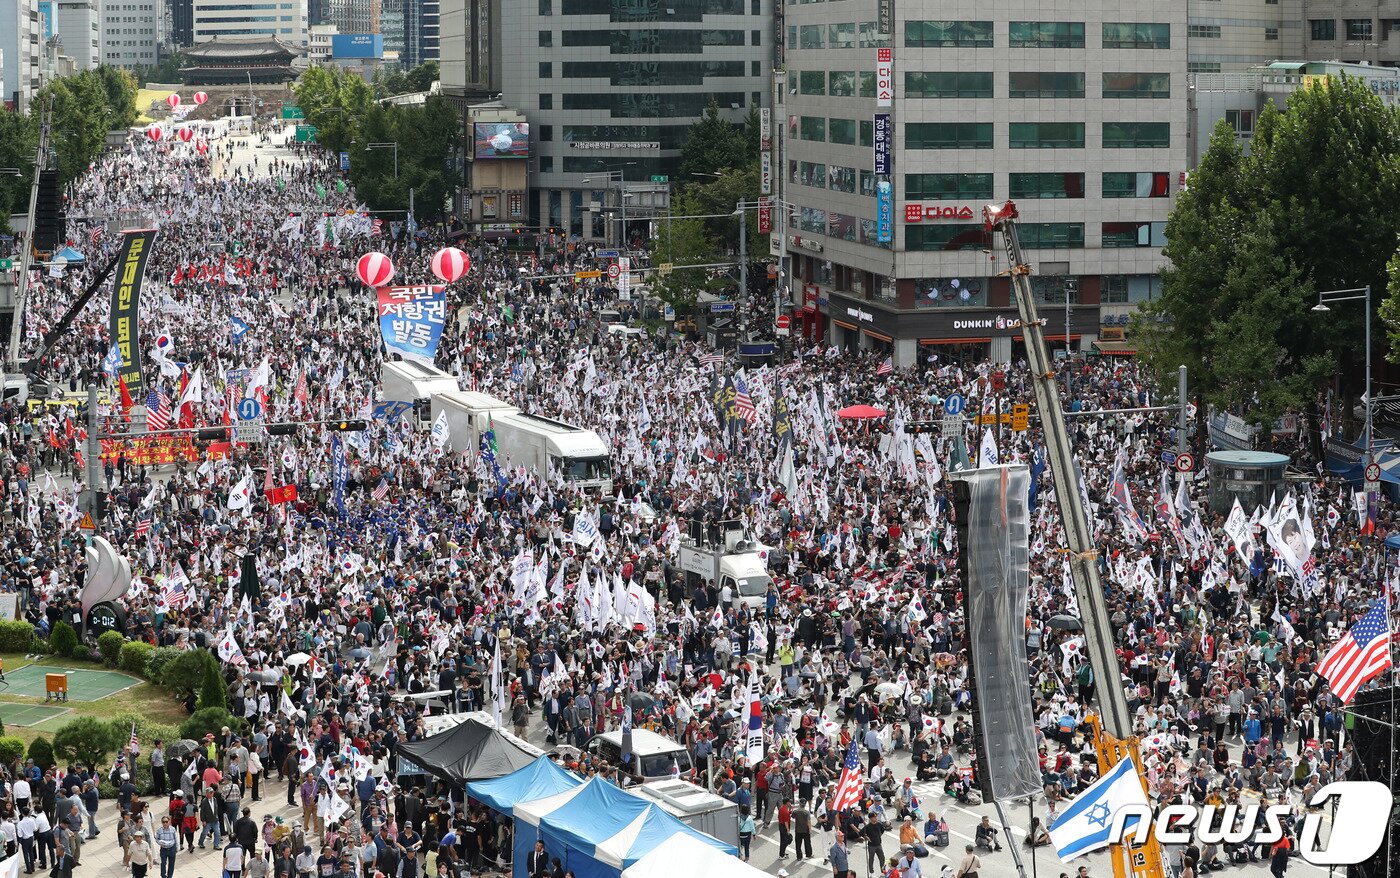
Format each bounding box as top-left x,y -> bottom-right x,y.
836,404 -> 886,420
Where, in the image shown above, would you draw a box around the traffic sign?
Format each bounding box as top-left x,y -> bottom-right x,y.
237,398 -> 263,421
78,511 -> 95,531
1176,453 -> 1195,473
339,151 -> 350,171
943,393 -> 965,416
710,302 -> 736,313
281,105 -> 305,119
775,314 -> 791,331
1011,403 -> 1029,432
1161,450 -> 1178,465
294,124 -> 318,143
595,249 -> 620,259
658,262 -> 674,276
574,270 -> 602,280
1365,462 -> 1382,489
607,264 -> 621,280
940,415 -> 964,437
651,175 -> 669,183
0,258 -> 12,271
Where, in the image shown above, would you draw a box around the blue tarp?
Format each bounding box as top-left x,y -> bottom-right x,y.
55,245 -> 84,263
467,756 -> 581,817
512,777 -> 736,878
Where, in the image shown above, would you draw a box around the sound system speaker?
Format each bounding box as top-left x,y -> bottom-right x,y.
33,169 -> 65,253
1346,685 -> 1400,878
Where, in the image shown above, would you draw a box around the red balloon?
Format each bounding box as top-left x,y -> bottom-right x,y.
178,127 -> 194,143
166,93 -> 181,109
146,126 -> 162,142
430,247 -> 470,283
193,91 -> 208,106
356,252 -> 395,288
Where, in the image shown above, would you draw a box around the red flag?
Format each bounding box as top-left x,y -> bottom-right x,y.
265,484 -> 297,505
118,375 -> 134,412
46,429 -> 61,449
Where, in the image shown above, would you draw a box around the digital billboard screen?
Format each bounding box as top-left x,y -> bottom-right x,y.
474,122 -> 530,159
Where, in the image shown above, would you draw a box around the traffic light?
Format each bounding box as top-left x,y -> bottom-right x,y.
266,423 -> 299,436
330,420 -> 366,432
196,427 -> 230,441
903,422 -> 939,434
33,169 -> 64,253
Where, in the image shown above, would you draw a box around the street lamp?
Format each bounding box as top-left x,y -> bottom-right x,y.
364,142 -> 399,178
582,164 -> 635,250
1313,285 -> 1373,493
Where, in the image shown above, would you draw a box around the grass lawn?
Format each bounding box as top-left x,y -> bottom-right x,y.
0,653 -> 186,748
135,88 -> 177,124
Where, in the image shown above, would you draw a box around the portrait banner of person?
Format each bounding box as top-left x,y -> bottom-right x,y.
1265,493 -> 1321,597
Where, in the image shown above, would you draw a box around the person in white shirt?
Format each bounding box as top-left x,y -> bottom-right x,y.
17,811 -> 37,873
34,810 -> 53,870
13,777 -> 31,813
1,816 -> 17,860
224,841 -> 246,878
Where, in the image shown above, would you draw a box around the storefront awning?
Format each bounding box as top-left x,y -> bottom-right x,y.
1093,340 -> 1138,356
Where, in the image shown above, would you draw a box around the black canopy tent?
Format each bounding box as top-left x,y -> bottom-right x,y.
395,717 -> 538,783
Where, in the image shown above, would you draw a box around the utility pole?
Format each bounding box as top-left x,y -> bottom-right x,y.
737,198 -> 747,335
7,96 -> 50,370
773,69 -> 788,335
1177,364 -> 1189,466
84,378 -> 103,519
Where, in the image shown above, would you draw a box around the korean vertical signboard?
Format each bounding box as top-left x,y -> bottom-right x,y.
758,197 -> 772,234
876,48 -> 894,107
760,151 -> 772,195
876,181 -> 893,243
874,113 -> 892,175
760,107 -> 772,151
109,229 -> 157,397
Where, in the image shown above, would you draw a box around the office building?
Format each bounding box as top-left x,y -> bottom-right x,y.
103,0 -> 160,64
1186,0 -> 1302,73
778,4 -> 1187,365
307,21 -> 334,60
55,0 -> 102,69
479,0 -> 773,240
323,0 -> 376,37
402,0 -> 436,67
438,0 -> 491,96
380,0 -> 403,59
192,0 -> 307,45
169,0 -> 192,47
1,0 -> 42,110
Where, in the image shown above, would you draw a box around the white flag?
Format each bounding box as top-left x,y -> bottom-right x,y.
430,410 -> 450,448
227,472 -> 252,511
977,428 -> 999,469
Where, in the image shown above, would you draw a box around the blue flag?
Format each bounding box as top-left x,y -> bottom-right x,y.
1028,444 -> 1046,512
101,342 -> 122,376
332,434 -> 347,518
480,424 -> 506,493
230,315 -> 249,343
373,400 -> 414,422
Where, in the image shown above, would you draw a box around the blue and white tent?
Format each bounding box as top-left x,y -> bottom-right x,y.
467,756 -> 581,817
512,776 -> 736,878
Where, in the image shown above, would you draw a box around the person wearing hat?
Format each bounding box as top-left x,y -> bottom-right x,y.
954,844 -> 981,878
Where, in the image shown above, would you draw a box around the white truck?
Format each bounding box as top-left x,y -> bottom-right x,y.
380,360 -> 461,431
429,391 -> 613,493
677,519 -> 772,610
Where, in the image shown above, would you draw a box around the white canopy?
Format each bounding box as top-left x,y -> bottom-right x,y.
620,832 -> 765,878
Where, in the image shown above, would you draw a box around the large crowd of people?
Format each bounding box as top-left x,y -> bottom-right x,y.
0,118 -> 1388,878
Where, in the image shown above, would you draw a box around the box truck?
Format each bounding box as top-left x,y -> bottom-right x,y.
380,360 -> 461,430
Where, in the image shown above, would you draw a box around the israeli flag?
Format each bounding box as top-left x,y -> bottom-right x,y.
1048,755 -> 1150,861
230,315 -> 249,342
102,342 -> 122,376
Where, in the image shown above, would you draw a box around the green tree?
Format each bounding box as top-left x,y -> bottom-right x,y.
53,717 -> 122,766
159,648 -> 216,698
0,108 -> 37,231
27,737 -> 54,771
678,100 -> 748,182
49,620 -> 79,658
405,60 -> 440,93
198,660 -> 229,711
648,209 -> 730,313
135,54 -> 185,87
94,66 -> 139,129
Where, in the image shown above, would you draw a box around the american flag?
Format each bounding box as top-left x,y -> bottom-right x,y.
876,356 -> 893,376
134,515 -> 152,538
127,723 -> 139,752
145,390 -> 172,431
698,352 -> 723,368
162,578 -> 187,608
830,740 -> 864,812
731,374 -> 758,424
371,478 -> 390,501
1318,601 -> 1392,703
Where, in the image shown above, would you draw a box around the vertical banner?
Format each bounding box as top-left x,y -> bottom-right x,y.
758,197 -> 772,234
760,151 -> 772,196
760,107 -> 772,151
332,434 -> 347,518
618,256 -> 631,299
873,113 -> 892,175
877,0 -> 893,38
375,284 -> 447,365
876,48 -> 894,107
109,229 -> 157,398
876,181 -> 893,243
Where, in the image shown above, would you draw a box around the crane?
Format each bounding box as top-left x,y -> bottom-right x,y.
983,201 -> 1168,878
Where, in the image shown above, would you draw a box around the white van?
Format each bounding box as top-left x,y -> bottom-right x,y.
586,728 -> 694,782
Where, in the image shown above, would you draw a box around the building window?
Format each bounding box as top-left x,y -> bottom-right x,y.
538,30 -> 552,46
1009,21 -> 1084,48
799,70 -> 824,94
907,224 -> 985,251
829,165 -> 857,193
1101,275 -> 1161,303
1008,172 -> 1085,199
540,93 -> 552,109
1102,171 -> 1169,197
915,277 -> 988,308
1008,72 -> 1084,99
1102,22 -> 1170,48
1010,122 -> 1084,148
906,122 -> 994,149
829,71 -> 855,96
539,62 -> 552,78
829,22 -> 854,47
799,207 -> 827,234
1265,27 -> 1278,39
1018,222 -> 1084,249
858,21 -> 889,47
1224,109 -> 1254,134
799,24 -> 822,48
1309,19 -> 1335,40
539,125 -> 554,141
798,161 -> 826,187
904,20 -> 993,48
1188,62 -> 1221,73
751,29 -> 761,44
829,212 -> 857,242
858,71 -> 875,97
906,71 -> 993,98
540,156 -> 553,173
1027,276 -> 1081,303
1346,18 -> 1373,39
1103,122 -> 1169,148
800,116 -> 825,141
859,119 -> 873,146
539,0 -> 550,14
1102,72 -> 1170,98
1187,25 -> 1221,38
1102,221 -> 1167,247
860,170 -> 876,196
906,172 -> 994,200
829,117 -> 856,144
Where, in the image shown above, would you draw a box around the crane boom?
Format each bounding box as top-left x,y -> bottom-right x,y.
982,201 -> 1131,737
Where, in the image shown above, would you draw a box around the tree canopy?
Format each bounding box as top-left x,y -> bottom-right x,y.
1140,75 -> 1400,427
